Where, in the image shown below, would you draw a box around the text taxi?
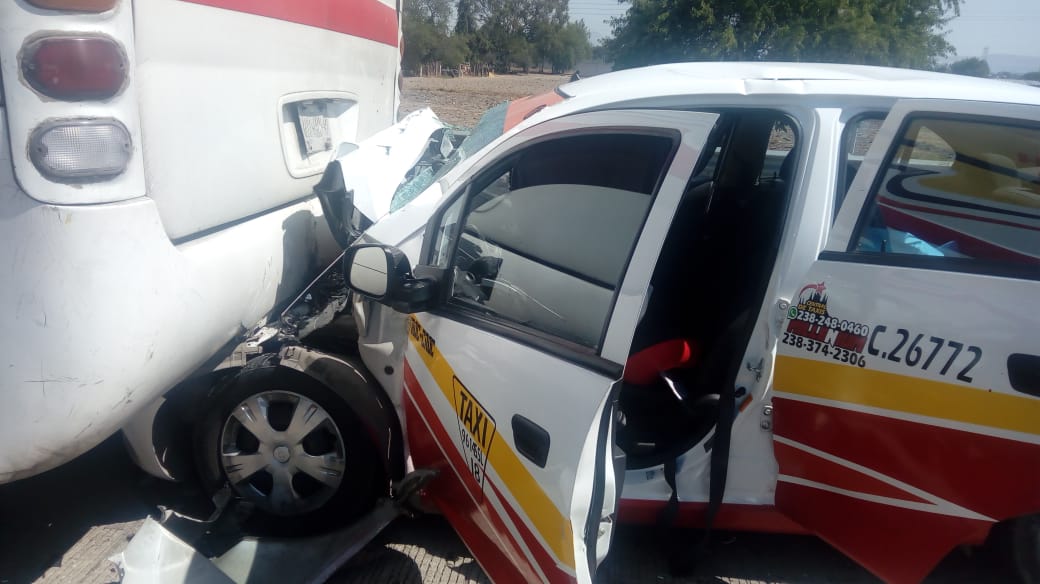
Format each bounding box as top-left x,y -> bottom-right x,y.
237,63 -> 1040,583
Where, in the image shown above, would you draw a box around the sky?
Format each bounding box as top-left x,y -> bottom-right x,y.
569,0 -> 1040,59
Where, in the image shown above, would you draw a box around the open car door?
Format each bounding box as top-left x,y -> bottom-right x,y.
773,98 -> 1040,583
351,109 -> 720,583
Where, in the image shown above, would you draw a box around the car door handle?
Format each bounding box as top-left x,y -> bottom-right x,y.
512,415 -> 551,468
1007,354 -> 1040,398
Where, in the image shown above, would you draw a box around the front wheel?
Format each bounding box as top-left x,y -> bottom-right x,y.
195,362 -> 383,533
1010,514 -> 1040,584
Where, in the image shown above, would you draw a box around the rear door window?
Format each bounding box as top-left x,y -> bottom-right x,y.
852,116 -> 1040,270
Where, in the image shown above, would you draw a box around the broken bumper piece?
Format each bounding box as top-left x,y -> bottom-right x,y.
114,470 -> 436,584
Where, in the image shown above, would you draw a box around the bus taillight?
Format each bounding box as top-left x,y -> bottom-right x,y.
21,35 -> 127,101
23,0 -> 117,13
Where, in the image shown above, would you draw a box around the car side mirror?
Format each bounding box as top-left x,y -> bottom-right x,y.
344,244 -> 439,314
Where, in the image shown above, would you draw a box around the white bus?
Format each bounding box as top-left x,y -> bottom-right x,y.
0,0 -> 401,484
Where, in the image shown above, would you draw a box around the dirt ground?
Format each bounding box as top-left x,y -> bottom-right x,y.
400,73 -> 568,128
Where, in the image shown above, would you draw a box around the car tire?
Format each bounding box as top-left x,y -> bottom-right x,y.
1011,514 -> 1040,584
194,359 -> 384,534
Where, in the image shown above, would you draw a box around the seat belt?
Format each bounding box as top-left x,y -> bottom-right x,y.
703,381 -> 738,541
664,380 -> 738,576
658,457 -> 680,526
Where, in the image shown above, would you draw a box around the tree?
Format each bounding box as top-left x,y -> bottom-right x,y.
402,17 -> 440,72
526,0 -> 570,70
439,35 -> 472,68
461,0 -> 573,71
456,0 -> 479,35
949,57 -> 990,78
408,0 -> 589,75
606,0 -> 961,71
544,21 -> 592,72
403,0 -> 470,72
408,0 -> 454,28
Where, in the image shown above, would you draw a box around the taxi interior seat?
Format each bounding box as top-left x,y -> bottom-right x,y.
684,116 -> 790,337
918,151 -> 1021,198
618,114 -> 795,468
617,177 -> 717,467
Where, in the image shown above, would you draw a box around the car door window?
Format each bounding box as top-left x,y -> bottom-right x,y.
837,115 -> 885,220
760,120 -> 796,183
439,131 -> 676,350
851,116 -> 1040,270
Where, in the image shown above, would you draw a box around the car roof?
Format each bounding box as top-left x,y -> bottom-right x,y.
554,62 -> 1040,109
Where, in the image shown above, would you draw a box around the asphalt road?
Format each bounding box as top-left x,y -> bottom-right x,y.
0,436 -> 1006,584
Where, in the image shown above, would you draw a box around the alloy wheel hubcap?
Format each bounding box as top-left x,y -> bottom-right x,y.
272,445 -> 291,463
219,390 -> 346,516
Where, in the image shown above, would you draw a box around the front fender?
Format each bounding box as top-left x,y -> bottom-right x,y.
277,345 -> 405,482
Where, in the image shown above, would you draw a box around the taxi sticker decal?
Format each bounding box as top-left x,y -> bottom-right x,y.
453,376 -> 497,497
783,283 -> 986,383
865,327 -> 983,383
408,315 -> 437,357
783,282 -> 870,367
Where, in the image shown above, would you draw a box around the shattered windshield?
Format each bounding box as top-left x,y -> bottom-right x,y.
389,101 -> 510,212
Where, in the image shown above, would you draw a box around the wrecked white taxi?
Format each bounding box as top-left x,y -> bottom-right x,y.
127,62 -> 1040,584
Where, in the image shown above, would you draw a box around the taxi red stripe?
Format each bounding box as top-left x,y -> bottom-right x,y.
773,441 -> 930,504
403,391 -> 530,583
617,500 -> 809,534
403,361 -> 571,583
403,363 -> 482,504
774,397 -> 1040,521
182,0 -> 399,47
776,481 -> 990,583
487,479 -> 576,582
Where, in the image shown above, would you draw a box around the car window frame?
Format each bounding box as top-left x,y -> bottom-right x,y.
417,124 -> 683,367
836,112 -> 887,223
832,111 -> 1040,282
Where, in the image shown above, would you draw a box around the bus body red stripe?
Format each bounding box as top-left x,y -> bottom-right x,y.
182,0 -> 399,47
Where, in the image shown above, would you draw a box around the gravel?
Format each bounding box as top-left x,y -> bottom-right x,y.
401,73 -> 568,128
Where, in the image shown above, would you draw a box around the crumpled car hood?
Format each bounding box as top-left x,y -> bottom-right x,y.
336,108 -> 446,225
315,90 -> 568,250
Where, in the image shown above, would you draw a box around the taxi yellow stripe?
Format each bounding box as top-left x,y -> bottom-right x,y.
407,320 -> 576,570
775,355 -> 1040,436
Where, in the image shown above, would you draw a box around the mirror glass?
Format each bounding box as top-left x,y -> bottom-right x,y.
349,247 -> 390,297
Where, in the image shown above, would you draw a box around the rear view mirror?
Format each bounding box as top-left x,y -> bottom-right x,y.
343,244 -> 440,313
348,246 -> 390,298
